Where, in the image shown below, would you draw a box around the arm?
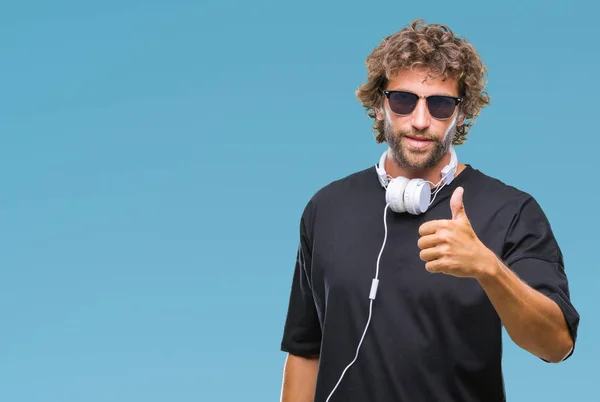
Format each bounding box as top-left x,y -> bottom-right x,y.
476,253 -> 573,363
418,187 -> 579,363
280,199 -> 323,400
280,353 -> 319,402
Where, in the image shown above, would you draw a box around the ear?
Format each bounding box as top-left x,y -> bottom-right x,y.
457,113 -> 466,126
376,107 -> 385,121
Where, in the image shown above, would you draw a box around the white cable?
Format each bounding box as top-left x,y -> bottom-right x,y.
428,183 -> 445,206
325,203 -> 390,402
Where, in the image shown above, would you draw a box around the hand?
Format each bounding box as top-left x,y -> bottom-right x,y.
417,187 -> 495,278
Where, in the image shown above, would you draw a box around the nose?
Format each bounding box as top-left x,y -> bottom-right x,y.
411,98 -> 431,131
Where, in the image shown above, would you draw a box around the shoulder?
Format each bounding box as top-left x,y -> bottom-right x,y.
312,166 -> 377,204
464,166 -> 540,213
460,166 -> 561,260
464,166 -> 556,240
300,165 -> 378,227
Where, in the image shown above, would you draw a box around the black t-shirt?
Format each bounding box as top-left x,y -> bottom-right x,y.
280,163 -> 580,402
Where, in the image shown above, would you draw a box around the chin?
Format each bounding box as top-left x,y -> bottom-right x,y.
394,145 -> 441,169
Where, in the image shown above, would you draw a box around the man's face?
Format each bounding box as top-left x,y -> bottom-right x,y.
377,68 -> 463,169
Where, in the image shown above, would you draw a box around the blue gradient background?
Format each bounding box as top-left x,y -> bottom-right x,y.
1,1 -> 598,401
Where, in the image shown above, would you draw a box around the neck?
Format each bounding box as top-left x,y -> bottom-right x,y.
383,148 -> 465,186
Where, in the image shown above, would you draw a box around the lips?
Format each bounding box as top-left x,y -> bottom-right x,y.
404,136 -> 433,149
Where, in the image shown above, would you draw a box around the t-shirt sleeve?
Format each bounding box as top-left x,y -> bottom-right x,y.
501,195 -> 580,361
280,200 -> 322,357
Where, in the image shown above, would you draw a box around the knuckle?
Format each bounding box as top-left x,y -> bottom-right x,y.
438,229 -> 450,242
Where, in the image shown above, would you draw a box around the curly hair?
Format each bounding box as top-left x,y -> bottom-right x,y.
356,19 -> 490,145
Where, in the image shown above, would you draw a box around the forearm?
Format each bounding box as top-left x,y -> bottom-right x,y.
281,353 -> 319,402
476,253 -> 573,363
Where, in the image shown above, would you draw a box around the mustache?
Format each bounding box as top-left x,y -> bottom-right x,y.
397,129 -> 440,142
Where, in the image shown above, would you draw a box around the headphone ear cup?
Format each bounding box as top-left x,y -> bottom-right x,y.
385,176 -> 410,213
403,179 -> 431,215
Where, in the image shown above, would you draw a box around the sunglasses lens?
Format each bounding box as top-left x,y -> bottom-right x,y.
427,96 -> 457,119
388,91 -> 418,115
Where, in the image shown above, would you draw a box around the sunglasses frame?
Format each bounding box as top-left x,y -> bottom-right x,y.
382,90 -> 463,120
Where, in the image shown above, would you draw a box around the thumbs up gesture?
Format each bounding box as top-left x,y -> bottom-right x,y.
417,187 -> 495,278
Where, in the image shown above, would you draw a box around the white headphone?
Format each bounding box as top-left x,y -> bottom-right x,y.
375,146 -> 458,214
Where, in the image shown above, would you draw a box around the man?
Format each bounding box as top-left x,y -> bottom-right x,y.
279,20 -> 579,402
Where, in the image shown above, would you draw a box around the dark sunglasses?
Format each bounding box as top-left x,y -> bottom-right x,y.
382,90 -> 463,120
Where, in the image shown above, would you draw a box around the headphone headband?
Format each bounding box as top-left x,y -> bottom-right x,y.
441,146 -> 458,185
376,151 -> 389,187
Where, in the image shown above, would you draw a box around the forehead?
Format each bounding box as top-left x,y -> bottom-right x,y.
386,68 -> 459,97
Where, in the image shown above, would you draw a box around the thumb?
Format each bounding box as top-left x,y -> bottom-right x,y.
450,186 -> 467,220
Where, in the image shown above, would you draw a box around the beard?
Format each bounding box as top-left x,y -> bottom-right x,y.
383,113 -> 456,169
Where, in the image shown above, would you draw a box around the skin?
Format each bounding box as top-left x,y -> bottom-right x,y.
280,67 -> 573,401
280,354 -> 319,402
